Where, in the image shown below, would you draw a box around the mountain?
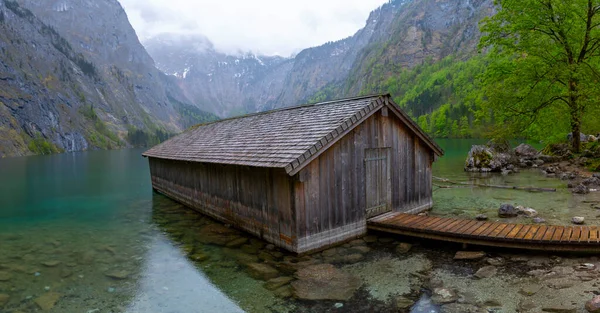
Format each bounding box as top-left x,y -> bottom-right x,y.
0,0 -> 214,157
144,0 -> 493,118
145,34 -> 293,117
344,0 -> 494,95
0,0 -> 495,157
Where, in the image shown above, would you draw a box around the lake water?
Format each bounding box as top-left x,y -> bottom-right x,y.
0,140 -> 598,312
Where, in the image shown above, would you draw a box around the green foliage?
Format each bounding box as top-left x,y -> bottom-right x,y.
479,0 -> 600,151
27,134 -> 61,155
359,55 -> 489,139
308,83 -> 340,104
126,126 -> 172,147
78,105 -> 122,149
168,95 -> 218,128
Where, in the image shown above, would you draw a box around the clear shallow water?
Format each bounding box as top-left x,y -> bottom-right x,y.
0,143 -> 598,312
432,139 -> 600,225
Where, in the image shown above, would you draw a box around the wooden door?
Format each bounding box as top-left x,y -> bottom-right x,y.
364,148 -> 392,219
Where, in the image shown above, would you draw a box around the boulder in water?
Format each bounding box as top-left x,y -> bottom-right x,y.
516,206 -> 538,217
573,184 -> 589,194
475,214 -> 488,221
498,204 -> 518,218
464,145 -> 516,172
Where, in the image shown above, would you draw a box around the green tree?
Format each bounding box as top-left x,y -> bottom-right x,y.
480,0 -> 600,152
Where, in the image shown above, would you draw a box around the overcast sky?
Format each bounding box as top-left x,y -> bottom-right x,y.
119,0 -> 388,56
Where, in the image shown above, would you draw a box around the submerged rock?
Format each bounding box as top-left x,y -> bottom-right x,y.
41,260 -> 61,267
0,271 -> 11,281
395,296 -> 415,309
520,284 -> 542,296
572,216 -> 585,225
454,251 -> 486,260
349,246 -> 371,254
363,235 -> 378,243
396,243 -> 412,254
321,248 -> 338,257
474,266 -> 497,279
498,204 -> 518,218
542,304 -> 577,312
518,299 -> 538,311
196,224 -> 242,245
0,294 -> 9,308
291,264 -> 361,301
475,214 -> 488,221
34,292 -> 62,311
431,287 -> 458,304
440,303 -> 485,313
533,217 -> 547,224
247,263 -> 279,280
486,257 -> 504,266
273,285 -> 293,298
104,270 -> 130,280
264,276 -> 293,290
340,253 -> 364,264
225,237 -> 248,248
586,295 -> 600,313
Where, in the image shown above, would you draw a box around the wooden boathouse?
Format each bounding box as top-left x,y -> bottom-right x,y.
143,94 -> 444,253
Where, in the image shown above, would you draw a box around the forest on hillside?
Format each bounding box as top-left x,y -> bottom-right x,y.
350,0 -> 600,151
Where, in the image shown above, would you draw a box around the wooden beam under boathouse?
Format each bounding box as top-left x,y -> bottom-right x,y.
143,94 -> 444,254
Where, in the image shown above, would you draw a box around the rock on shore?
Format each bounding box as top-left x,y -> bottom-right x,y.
465,142 -> 547,173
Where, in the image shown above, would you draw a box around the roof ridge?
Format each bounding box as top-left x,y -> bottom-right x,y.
284,96 -> 387,175
189,94 -> 387,129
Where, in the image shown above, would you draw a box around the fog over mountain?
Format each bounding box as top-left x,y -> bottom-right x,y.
119,0 -> 389,56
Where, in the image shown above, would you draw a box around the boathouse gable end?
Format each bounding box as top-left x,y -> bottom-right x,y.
143,94 -> 443,253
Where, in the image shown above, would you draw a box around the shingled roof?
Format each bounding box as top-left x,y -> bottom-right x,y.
143,94 -> 443,175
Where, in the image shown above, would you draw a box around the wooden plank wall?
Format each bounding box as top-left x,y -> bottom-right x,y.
294,108 -> 434,253
148,159 -> 295,251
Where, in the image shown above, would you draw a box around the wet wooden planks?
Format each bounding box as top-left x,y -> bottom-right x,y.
367,213 -> 600,252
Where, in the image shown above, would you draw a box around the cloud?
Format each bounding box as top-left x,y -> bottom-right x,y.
119,0 -> 388,56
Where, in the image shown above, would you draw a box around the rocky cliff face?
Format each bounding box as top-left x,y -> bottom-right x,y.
275,0 -> 408,107
344,0 -> 494,95
0,0 -> 212,157
0,0 -> 494,157
145,0 -> 493,116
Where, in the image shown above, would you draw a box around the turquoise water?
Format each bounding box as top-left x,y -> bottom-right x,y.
432,139 -> 600,225
0,142 -> 597,312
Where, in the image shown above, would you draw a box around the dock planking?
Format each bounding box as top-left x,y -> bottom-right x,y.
368,212 -> 600,252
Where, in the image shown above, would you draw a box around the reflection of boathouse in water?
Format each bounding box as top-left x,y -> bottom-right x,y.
143,94 -> 443,253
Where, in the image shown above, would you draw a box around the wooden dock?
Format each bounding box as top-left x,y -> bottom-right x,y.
368,212 -> 600,252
